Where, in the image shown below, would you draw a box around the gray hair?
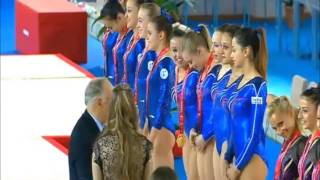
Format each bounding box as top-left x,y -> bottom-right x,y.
84,78 -> 108,105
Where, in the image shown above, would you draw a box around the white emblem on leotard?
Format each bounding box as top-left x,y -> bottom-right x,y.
137,53 -> 142,62
160,68 -> 169,79
251,97 -> 263,105
147,61 -> 154,71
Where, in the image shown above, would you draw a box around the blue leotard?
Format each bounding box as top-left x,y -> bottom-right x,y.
197,64 -> 221,141
122,38 -> 145,91
134,50 -> 157,129
146,56 -> 176,134
174,69 -> 200,138
172,77 -> 182,105
211,69 -> 243,155
226,76 -> 268,171
102,31 -> 119,85
113,30 -> 134,84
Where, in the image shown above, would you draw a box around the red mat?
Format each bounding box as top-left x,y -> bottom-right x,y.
42,135 -> 182,157
42,135 -> 70,155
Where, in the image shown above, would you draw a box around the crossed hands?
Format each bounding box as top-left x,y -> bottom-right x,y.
188,129 -> 207,152
222,161 -> 240,180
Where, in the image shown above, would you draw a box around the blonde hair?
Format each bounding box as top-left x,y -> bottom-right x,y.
267,96 -> 301,131
99,84 -> 146,180
140,3 -> 160,19
182,24 -> 212,54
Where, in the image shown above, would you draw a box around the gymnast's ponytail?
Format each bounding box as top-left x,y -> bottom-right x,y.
256,28 -> 268,79
234,27 -> 268,79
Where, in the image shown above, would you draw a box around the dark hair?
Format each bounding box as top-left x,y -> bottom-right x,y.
172,28 -> 185,38
234,27 -> 268,79
101,0 -> 125,20
131,0 -> 154,8
133,0 -> 144,6
182,24 -> 212,53
216,23 -> 230,33
223,24 -> 241,38
171,23 -> 191,39
301,86 -> 320,107
150,16 -> 172,42
150,167 -> 178,180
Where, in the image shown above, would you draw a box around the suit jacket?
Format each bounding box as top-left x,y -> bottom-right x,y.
69,110 -> 100,180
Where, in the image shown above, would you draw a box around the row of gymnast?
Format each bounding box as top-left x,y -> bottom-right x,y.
98,1 -> 319,179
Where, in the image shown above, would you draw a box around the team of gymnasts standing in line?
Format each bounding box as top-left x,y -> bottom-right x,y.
98,0 -> 320,179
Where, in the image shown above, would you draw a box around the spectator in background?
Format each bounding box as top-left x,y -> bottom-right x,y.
92,84 -> 152,180
150,167 -> 178,180
69,78 -> 113,180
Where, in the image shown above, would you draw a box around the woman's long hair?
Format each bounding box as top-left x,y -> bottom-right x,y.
233,27 -> 268,79
98,84 -> 147,180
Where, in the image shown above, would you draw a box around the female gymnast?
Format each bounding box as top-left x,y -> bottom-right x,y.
101,0 -> 133,85
267,96 -> 307,180
182,24 -> 217,180
171,23 -> 199,180
225,27 -> 268,180
298,86 -> 320,180
145,15 -> 176,169
100,3 -> 119,84
210,24 -> 243,180
122,0 -> 147,91
211,24 -> 224,64
134,2 -> 160,133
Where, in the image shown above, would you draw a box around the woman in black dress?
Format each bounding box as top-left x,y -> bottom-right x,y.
92,84 -> 152,180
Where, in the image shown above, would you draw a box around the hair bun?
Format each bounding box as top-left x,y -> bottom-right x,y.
173,22 -> 191,33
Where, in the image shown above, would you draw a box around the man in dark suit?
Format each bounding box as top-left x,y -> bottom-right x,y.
69,78 -> 113,180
